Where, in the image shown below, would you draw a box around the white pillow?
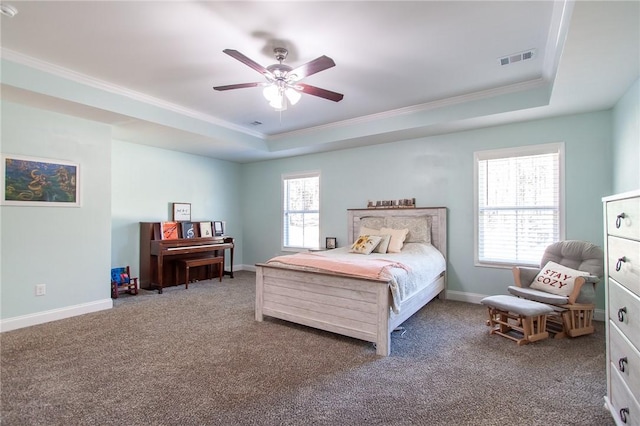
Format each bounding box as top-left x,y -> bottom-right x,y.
374,234 -> 392,254
529,261 -> 590,297
379,227 -> 409,253
350,235 -> 383,255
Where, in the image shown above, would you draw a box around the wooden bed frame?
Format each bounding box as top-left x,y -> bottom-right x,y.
255,207 -> 447,356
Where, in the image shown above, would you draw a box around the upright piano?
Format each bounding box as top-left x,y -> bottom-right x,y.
140,222 -> 234,293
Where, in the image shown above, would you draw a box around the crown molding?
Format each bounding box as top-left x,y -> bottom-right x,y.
0,48 -> 265,139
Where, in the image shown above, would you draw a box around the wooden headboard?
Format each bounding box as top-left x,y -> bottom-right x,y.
347,207 -> 447,259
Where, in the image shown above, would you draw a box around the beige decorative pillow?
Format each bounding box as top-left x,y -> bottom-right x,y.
379,227 -> 409,253
350,235 -> 383,255
358,226 -> 391,253
530,261 -> 590,297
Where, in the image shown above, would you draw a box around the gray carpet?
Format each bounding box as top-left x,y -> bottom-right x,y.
1,271 -> 614,425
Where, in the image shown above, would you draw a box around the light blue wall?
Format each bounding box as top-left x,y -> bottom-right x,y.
111,140 -> 243,275
1,101 -> 112,319
0,104 -> 243,325
612,77 -> 640,194
241,111 -> 613,309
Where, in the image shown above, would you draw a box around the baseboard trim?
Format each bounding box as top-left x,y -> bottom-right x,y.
0,299 -> 113,333
446,290 -> 487,304
241,264 -> 256,272
446,290 -> 606,322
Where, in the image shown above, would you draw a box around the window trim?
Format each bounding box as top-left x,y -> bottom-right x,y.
281,170 -> 321,252
473,142 -> 565,269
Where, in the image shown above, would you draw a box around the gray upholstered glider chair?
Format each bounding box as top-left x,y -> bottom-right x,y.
508,240 -> 604,338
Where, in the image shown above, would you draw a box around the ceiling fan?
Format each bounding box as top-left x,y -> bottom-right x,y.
213,48 -> 344,111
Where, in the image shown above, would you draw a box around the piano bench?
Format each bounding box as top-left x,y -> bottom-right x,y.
176,256 -> 224,289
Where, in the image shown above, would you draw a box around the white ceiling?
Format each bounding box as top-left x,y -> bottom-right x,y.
0,1 -> 638,163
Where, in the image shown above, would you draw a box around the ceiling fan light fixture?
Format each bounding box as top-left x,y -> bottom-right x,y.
285,87 -> 301,105
262,84 -> 279,102
263,85 -> 285,110
269,97 -> 286,111
263,83 -> 300,111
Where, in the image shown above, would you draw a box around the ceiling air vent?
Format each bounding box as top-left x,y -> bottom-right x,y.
498,49 -> 537,66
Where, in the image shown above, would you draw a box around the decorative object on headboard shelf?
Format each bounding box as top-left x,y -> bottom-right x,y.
367,198 -> 415,209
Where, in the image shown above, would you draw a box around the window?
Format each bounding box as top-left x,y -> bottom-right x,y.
474,143 -> 564,267
282,172 -> 320,250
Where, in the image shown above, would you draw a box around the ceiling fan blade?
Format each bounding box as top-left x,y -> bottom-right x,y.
296,83 -> 344,102
289,55 -> 336,79
213,82 -> 261,91
223,49 -> 270,75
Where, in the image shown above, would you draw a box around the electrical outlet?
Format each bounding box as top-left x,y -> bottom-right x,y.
35,284 -> 46,296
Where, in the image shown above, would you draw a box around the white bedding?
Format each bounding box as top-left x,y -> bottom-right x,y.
267,242 -> 446,313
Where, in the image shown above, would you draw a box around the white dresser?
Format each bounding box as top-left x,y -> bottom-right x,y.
603,190 -> 640,426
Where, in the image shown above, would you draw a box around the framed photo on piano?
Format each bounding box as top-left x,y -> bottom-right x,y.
172,202 -> 191,222
213,221 -> 224,237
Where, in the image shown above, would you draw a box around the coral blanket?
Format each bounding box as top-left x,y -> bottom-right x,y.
267,252 -> 410,280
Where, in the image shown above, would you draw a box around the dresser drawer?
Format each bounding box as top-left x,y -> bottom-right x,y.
608,236 -> 640,296
610,280 -> 640,350
610,366 -> 640,426
607,197 -> 640,241
610,322 -> 640,401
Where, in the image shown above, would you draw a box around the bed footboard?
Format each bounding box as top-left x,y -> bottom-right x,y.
256,265 -> 392,355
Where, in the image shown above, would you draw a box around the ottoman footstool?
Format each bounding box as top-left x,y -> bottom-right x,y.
480,295 -> 556,346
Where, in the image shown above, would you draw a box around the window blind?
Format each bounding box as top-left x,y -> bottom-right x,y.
476,146 -> 562,266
